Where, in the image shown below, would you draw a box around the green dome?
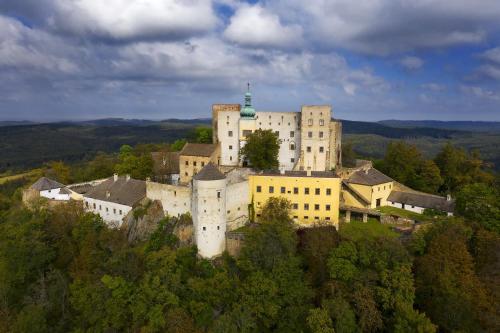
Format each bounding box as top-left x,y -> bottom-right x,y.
241,89 -> 255,118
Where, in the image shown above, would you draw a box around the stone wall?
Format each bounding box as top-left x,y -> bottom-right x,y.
146,181 -> 191,217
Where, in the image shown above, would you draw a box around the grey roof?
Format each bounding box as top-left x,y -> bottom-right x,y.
258,170 -> 339,178
67,183 -> 93,194
30,177 -> 64,191
194,163 -> 226,181
180,143 -> 218,157
388,190 -> 455,213
151,151 -> 180,174
84,176 -> 146,207
59,187 -> 72,195
348,168 -> 393,186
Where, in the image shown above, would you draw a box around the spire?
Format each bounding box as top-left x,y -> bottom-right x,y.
241,82 -> 256,118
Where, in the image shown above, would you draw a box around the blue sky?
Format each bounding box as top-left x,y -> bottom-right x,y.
1,0 -> 500,121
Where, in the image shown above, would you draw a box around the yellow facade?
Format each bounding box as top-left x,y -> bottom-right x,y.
342,181 -> 393,209
249,172 -> 341,227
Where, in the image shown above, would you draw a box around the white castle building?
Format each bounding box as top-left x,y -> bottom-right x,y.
212,88 -> 342,172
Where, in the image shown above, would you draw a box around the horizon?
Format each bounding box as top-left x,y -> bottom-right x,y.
1,1 -> 500,121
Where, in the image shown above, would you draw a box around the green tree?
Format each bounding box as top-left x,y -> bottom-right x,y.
455,183 -> 500,233
194,126 -> 212,144
240,129 -> 280,170
171,139 -> 187,152
342,141 -> 357,168
114,144 -> 153,180
45,161 -> 71,184
307,308 -> 335,333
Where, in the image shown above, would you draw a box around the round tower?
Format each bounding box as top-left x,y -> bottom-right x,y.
192,163 -> 227,258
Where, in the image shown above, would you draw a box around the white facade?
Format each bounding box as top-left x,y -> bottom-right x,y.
388,201 -> 425,214
192,178 -> 227,258
40,188 -> 70,201
146,181 -> 191,217
83,197 -> 132,227
217,110 -> 240,166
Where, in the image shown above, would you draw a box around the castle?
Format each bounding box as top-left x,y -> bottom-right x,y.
26,88 -> 455,259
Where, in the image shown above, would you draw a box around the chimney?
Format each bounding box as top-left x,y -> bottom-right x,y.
279,166 -> 285,175
364,169 -> 369,175
113,173 -> 118,181
126,174 -> 130,181
446,194 -> 451,201
306,168 -> 312,177
106,190 -> 110,198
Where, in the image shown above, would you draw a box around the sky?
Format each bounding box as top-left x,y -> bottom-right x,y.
1,1 -> 500,122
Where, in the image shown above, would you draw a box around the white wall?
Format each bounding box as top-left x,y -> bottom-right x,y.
40,188 -> 70,201
192,178 -> 227,258
225,180 -> 249,231
83,197 -> 132,227
300,106 -> 332,171
146,181 -> 191,217
387,201 -> 425,214
255,111 -> 301,170
217,111 -> 240,166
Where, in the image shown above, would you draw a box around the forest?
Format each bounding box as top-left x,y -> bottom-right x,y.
0,135 -> 499,332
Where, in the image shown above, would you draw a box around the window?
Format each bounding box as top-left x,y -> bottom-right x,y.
217,226 -> 220,230
308,119 -> 313,126
304,216 -> 309,219
290,143 -> 295,150
291,158 -> 295,163
93,203 -> 96,209
119,210 -> 122,215
281,187 -> 286,194
229,145 -> 232,150
256,186 -> 262,193
230,156 -> 232,161
217,191 -> 221,198
113,208 -> 116,214
319,146 -> 324,153
290,131 -> 294,137
269,186 -> 274,193
319,131 -> 324,138
85,202 -> 89,208
185,172 -> 188,176
193,161 -> 197,166
185,160 -> 189,166
326,204 -> 331,211
315,188 -> 320,195
325,217 -> 330,221
319,119 -> 325,126
227,210 -> 230,214
203,226 -> 206,231
99,205 -> 102,210
307,146 -> 311,152
326,188 -> 331,195
293,216 -> 298,219
308,131 -> 312,138
304,203 -> 309,210
106,207 -> 108,212
201,162 -> 205,167
314,204 -> 320,210
228,130 -> 233,137
274,131 -> 279,137
315,216 -> 320,220
304,187 -> 310,194
292,203 -> 298,209
293,187 -> 299,194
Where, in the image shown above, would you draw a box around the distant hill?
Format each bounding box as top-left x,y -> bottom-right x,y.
0,121 -> 38,127
341,120 -> 460,139
379,120 -> 500,132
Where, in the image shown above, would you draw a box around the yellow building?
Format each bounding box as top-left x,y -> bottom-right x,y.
341,168 -> 393,209
179,143 -> 220,184
249,170 -> 341,227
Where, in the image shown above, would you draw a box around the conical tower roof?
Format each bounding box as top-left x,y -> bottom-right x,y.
193,163 -> 226,181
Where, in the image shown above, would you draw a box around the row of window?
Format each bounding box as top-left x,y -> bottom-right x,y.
372,184 -> 392,192
86,201 -> 123,215
307,118 -> 326,126
292,203 -> 331,211
307,131 -> 325,138
256,214 -> 331,221
257,186 -> 332,195
305,146 -> 325,153
184,160 -> 206,167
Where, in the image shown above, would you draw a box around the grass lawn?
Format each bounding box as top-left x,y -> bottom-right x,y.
0,169 -> 41,185
339,219 -> 398,241
376,206 -> 439,222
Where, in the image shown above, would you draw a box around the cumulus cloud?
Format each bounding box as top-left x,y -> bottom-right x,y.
400,56 -> 424,70
267,0 -> 498,54
224,5 -> 303,48
460,85 -> 500,101
421,83 -> 446,92
0,15 -> 77,73
480,47 -> 500,64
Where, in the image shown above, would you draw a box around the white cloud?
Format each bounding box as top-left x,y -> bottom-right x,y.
421,83 -> 446,91
224,5 -> 303,48
47,0 -> 218,41
267,0 -> 499,54
460,85 -> 500,101
400,56 -> 424,70
0,15 -> 78,73
480,47 -> 500,64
